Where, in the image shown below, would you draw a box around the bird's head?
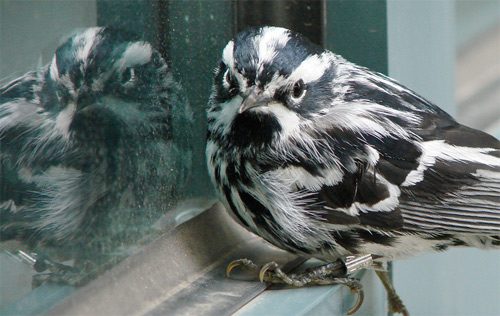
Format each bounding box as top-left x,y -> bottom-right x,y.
41,27 -> 173,140
208,26 -> 340,149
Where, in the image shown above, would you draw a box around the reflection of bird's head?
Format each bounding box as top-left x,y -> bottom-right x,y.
0,27 -> 192,246
42,27 -> 173,140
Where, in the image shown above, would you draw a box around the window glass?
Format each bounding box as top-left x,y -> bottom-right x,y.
3,1 -> 466,314
0,0 -> 231,311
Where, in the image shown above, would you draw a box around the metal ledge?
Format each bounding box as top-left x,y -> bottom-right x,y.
47,204 -> 299,315
3,203 -> 386,315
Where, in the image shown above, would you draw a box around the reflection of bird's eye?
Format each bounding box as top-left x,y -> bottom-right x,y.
224,69 -> 232,85
121,67 -> 136,85
224,69 -> 239,95
56,89 -> 70,105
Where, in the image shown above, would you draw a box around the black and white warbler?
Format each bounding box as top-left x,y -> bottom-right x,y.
0,27 -> 192,281
206,26 -> 500,314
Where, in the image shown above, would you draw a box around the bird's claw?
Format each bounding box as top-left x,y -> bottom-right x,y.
258,261 -> 279,282
226,258 -> 258,278
348,289 -> 364,315
341,278 -> 364,315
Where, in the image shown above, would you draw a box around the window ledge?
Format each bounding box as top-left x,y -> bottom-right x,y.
6,204 -> 386,316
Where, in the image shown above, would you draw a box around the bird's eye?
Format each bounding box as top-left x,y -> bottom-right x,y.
291,79 -> 306,100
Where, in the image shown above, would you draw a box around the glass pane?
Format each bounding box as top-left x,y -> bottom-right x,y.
0,0 -> 231,312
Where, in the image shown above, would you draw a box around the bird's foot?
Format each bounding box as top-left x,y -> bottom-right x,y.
20,249 -> 123,287
31,253 -> 86,287
375,270 -> 410,316
15,250 -> 82,287
226,257 -> 371,315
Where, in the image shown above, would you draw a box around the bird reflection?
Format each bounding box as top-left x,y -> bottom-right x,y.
0,27 -> 193,285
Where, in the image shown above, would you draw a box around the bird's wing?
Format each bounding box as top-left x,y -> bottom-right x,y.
302,66 -> 500,235
0,71 -> 44,149
396,114 -> 500,234
310,108 -> 500,235
0,72 -> 42,239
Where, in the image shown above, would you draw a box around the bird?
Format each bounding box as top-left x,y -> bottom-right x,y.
0,27 -> 193,284
206,26 -> 500,315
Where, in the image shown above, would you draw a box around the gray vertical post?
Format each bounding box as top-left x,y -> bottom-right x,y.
387,0 -> 455,114
387,1 -> 500,315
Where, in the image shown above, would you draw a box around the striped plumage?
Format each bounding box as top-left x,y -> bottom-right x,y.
206,26 -> 500,264
0,27 -> 192,255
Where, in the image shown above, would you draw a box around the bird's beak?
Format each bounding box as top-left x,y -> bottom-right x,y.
239,88 -> 271,114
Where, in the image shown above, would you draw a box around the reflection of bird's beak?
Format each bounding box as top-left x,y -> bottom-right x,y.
76,86 -> 96,110
239,88 -> 271,114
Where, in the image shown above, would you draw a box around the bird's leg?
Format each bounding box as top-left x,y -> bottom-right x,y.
226,255 -> 374,315
375,270 -> 409,316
